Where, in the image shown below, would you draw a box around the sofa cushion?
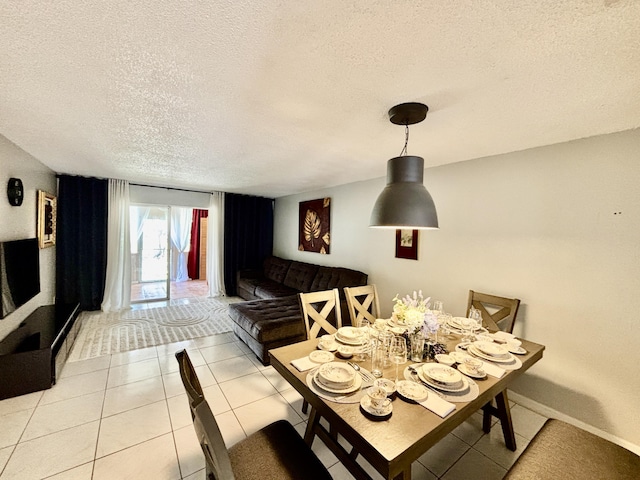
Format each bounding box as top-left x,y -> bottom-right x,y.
229,296 -> 305,344
263,256 -> 291,283
254,282 -> 300,299
283,261 -> 319,292
310,266 -> 368,293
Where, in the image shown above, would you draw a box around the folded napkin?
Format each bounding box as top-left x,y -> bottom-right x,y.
291,356 -> 317,372
479,360 -> 506,378
419,394 -> 456,418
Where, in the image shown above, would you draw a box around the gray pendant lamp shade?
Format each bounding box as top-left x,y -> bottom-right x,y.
369,102 -> 439,229
369,155 -> 439,229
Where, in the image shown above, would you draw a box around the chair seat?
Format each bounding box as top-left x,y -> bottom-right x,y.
228,420 -> 332,480
505,419 -> 640,480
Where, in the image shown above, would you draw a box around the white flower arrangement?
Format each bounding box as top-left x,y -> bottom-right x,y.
392,290 -> 439,336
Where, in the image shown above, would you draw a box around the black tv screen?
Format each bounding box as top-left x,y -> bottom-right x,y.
0,238 -> 41,319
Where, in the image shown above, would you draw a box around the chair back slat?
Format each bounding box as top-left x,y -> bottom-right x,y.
344,285 -> 380,327
467,290 -> 521,333
299,289 -> 342,339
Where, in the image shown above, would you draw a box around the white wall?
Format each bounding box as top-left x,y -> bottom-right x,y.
0,135 -> 57,340
274,128 -> 640,449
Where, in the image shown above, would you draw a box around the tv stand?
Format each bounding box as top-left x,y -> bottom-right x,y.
0,303 -> 81,400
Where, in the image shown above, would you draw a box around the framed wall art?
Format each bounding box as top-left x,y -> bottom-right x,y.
299,197 -> 331,254
395,229 -> 418,260
37,190 -> 57,248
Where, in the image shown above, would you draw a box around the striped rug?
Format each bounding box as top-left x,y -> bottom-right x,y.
68,297 -> 243,361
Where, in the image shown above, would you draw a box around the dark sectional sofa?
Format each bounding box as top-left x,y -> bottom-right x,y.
229,256 -> 368,364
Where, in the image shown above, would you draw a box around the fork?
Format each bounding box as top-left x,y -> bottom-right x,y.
346,361 -> 375,383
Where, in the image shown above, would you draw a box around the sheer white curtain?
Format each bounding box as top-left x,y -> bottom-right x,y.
129,206 -> 150,254
170,207 -> 192,282
101,179 -> 131,312
207,192 -> 225,297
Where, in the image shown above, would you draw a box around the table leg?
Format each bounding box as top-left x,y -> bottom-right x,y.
305,408 -> 320,446
480,390 -> 517,451
495,390 -> 517,451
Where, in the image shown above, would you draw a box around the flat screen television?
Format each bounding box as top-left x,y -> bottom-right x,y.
0,238 -> 41,319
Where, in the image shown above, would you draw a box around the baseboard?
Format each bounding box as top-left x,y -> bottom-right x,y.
509,391 -> 640,456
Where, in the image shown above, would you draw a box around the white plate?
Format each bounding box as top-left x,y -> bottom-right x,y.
492,331 -> 515,342
468,345 -> 515,364
360,395 -> 392,417
312,370 -> 362,394
458,364 -> 487,379
335,328 -> 365,345
449,351 -> 471,364
317,342 -> 338,352
309,350 -> 334,363
508,345 -> 527,355
396,380 -> 429,402
317,362 -> 356,387
421,364 -> 463,385
474,341 -> 509,358
418,368 -> 469,392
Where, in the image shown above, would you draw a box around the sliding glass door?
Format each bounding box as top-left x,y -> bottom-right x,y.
130,206 -> 170,303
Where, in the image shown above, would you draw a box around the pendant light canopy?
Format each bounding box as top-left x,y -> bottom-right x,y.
369,102 -> 439,230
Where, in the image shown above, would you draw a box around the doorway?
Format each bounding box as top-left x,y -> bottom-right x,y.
130,205 -> 209,304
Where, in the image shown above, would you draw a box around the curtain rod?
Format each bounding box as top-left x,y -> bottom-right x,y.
129,182 -> 215,195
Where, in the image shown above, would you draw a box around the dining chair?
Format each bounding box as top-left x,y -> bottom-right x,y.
466,290 -> 521,439
505,418 -> 640,479
299,288 -> 343,339
344,284 -> 381,327
175,349 -> 332,480
298,288 -> 342,414
466,290 -> 521,333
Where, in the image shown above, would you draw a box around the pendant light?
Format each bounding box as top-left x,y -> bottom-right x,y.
369,102 -> 439,229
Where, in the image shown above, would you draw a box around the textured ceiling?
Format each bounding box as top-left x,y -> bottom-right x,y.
1,1 -> 639,198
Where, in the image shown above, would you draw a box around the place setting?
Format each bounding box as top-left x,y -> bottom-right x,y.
458,340 -> 523,372
305,361 -> 374,404
403,362 -> 480,404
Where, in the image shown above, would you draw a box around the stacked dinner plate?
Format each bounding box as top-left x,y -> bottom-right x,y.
447,316 -> 482,332
336,327 -> 363,345
468,341 -> 513,363
313,361 -> 361,394
418,364 -> 469,392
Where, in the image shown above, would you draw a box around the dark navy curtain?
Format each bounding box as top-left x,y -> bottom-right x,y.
56,175 -> 108,310
223,194 -> 274,296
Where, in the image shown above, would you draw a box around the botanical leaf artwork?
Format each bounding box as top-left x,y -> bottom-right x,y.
304,209 -> 321,247
299,198 -> 331,254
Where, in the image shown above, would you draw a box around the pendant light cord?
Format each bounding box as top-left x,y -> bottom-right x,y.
399,124 -> 409,156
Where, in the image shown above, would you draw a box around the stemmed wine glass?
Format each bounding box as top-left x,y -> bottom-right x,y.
389,336 -> 407,383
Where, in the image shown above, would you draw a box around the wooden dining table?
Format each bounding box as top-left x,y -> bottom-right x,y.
270,334 -> 545,480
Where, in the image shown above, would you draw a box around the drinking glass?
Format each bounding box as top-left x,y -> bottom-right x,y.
470,308 -> 483,332
378,330 -> 394,368
409,332 -> 425,362
432,300 -> 444,315
353,319 -> 371,362
370,339 -> 384,378
389,336 -> 407,383
460,316 -> 476,343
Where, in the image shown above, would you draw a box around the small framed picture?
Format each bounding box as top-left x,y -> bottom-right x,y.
37,190 -> 57,249
395,229 -> 418,260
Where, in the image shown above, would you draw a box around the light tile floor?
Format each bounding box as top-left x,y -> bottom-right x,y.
0,331 -> 548,479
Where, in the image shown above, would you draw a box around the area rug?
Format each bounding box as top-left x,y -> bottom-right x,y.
68,297 -> 243,361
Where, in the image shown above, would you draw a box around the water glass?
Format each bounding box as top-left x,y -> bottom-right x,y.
409,332 -> 425,362
377,330 -> 394,368
370,340 -> 385,378
353,319 -> 371,362
389,336 -> 407,383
